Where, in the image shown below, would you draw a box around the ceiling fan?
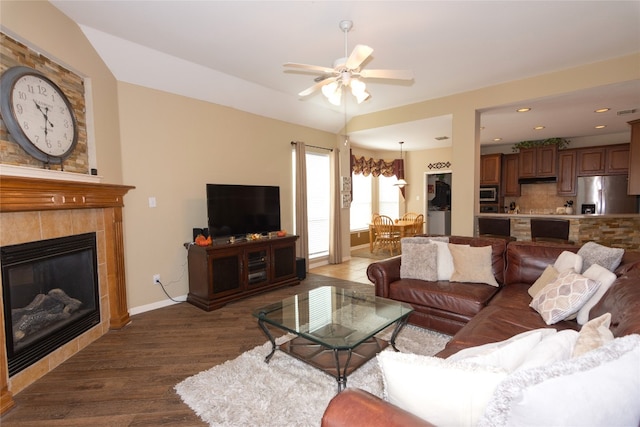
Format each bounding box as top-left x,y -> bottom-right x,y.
284,20 -> 414,106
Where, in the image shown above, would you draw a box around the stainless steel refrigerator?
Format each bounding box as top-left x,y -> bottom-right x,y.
577,175 -> 639,214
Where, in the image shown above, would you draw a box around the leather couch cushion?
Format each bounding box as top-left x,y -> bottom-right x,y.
589,272 -> 640,337
389,279 -> 499,318
504,241 -> 578,286
442,305 -> 580,352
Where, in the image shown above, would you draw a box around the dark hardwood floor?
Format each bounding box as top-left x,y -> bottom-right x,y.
1,272 -> 375,426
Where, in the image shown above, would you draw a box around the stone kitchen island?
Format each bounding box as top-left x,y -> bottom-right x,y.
476,213 -> 640,250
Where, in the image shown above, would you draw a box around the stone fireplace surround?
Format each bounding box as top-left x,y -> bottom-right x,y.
0,175 -> 134,414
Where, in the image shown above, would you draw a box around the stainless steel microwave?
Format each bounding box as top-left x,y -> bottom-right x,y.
479,186 -> 498,203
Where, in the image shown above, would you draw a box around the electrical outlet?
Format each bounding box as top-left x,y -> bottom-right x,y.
153,274 -> 161,285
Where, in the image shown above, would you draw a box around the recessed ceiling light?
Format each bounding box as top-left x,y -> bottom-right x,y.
493,138 -> 502,142
516,108 -> 531,113
534,126 -> 545,130
595,125 -> 607,129
594,108 -> 610,113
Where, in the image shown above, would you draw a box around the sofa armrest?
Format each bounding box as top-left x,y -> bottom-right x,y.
321,388 -> 434,427
367,256 -> 402,298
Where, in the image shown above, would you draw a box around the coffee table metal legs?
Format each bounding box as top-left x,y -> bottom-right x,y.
333,348 -> 353,392
257,318 -> 277,363
257,313 -> 411,393
389,313 -> 410,352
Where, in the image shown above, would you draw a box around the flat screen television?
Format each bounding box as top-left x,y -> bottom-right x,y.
206,184 -> 281,238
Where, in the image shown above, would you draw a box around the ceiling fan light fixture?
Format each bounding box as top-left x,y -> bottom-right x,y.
354,90 -> 371,104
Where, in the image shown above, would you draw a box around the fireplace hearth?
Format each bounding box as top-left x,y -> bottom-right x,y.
1,232 -> 100,376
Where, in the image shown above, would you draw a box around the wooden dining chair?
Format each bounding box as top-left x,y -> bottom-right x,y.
373,215 -> 401,256
411,214 -> 424,236
401,212 -> 419,222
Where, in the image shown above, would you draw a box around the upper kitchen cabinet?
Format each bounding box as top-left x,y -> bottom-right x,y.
577,144 -> 629,176
606,144 -> 630,175
629,120 -> 640,195
480,154 -> 502,185
518,145 -> 557,179
577,147 -> 605,175
502,153 -> 521,197
557,149 -> 577,196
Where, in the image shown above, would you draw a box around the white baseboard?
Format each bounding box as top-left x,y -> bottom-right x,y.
129,294 -> 187,316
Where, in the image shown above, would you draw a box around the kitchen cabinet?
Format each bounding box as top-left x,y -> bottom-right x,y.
629,120 -> 640,195
518,145 -> 557,179
557,149 -> 577,196
606,144 -> 629,175
480,154 -> 502,185
577,147 -> 605,175
502,153 -> 520,197
576,144 -> 629,176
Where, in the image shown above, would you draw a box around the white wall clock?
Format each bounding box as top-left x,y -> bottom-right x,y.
1,66 -> 78,164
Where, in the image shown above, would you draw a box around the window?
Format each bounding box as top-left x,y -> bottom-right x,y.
306,152 -> 330,258
378,175 -> 400,219
349,173 -> 372,231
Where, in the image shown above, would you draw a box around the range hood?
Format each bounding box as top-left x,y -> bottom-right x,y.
518,176 -> 557,184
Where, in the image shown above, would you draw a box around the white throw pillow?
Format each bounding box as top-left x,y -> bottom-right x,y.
448,329 -> 555,372
378,351 -> 507,427
448,244 -> 499,287
530,269 -> 600,325
477,334 -> 640,427
553,251 -> 583,274
576,264 -> 617,325
431,240 -> 465,281
516,330 -> 579,371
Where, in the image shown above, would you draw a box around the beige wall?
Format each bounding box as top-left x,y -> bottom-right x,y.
1,1 -> 123,184
117,83 -> 336,309
3,1 -> 639,312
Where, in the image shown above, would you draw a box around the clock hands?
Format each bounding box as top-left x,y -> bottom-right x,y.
34,100 -> 55,138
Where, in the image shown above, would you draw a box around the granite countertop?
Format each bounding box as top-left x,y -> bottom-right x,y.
477,213 -> 640,219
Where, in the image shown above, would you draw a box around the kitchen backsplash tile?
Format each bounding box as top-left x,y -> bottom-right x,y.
505,182 -> 575,214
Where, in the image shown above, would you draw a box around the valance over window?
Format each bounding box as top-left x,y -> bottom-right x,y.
351,155 -> 404,180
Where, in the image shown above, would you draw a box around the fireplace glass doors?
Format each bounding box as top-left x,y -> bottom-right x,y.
2,232 -> 100,376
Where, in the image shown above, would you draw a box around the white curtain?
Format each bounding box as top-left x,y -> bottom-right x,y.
328,148 -> 342,264
294,142 -> 309,270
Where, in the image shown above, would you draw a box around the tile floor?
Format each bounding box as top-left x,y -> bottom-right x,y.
309,254 -> 378,284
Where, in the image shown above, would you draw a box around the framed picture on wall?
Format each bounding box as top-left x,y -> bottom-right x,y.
341,176 -> 351,192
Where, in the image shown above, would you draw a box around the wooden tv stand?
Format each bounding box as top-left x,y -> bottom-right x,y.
186,235 -> 299,311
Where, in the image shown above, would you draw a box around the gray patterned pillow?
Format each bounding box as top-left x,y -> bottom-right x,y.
400,239 -> 437,281
577,241 -> 624,273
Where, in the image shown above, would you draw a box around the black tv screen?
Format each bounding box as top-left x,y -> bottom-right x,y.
207,184 -> 281,238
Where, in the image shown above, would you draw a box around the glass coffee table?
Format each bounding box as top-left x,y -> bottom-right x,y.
252,286 -> 414,392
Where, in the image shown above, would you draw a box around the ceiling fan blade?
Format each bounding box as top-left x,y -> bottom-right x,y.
284,62 -> 335,74
345,45 -> 373,70
359,68 -> 414,80
298,76 -> 337,97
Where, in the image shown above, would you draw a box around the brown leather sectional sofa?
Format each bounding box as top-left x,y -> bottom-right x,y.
322,237 -> 640,427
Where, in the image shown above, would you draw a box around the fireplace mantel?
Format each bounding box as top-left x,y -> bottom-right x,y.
0,175 -> 135,414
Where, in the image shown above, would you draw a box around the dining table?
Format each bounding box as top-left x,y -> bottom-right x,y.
368,219 -> 422,252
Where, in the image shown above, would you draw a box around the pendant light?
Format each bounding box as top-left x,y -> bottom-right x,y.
395,141 -> 408,187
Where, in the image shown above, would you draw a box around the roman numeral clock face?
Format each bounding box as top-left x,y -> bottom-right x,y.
1,66 -> 78,164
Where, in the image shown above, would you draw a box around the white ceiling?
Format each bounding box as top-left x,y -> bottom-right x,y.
49,1 -> 640,152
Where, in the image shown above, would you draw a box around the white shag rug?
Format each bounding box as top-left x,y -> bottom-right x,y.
175,325 -> 450,427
